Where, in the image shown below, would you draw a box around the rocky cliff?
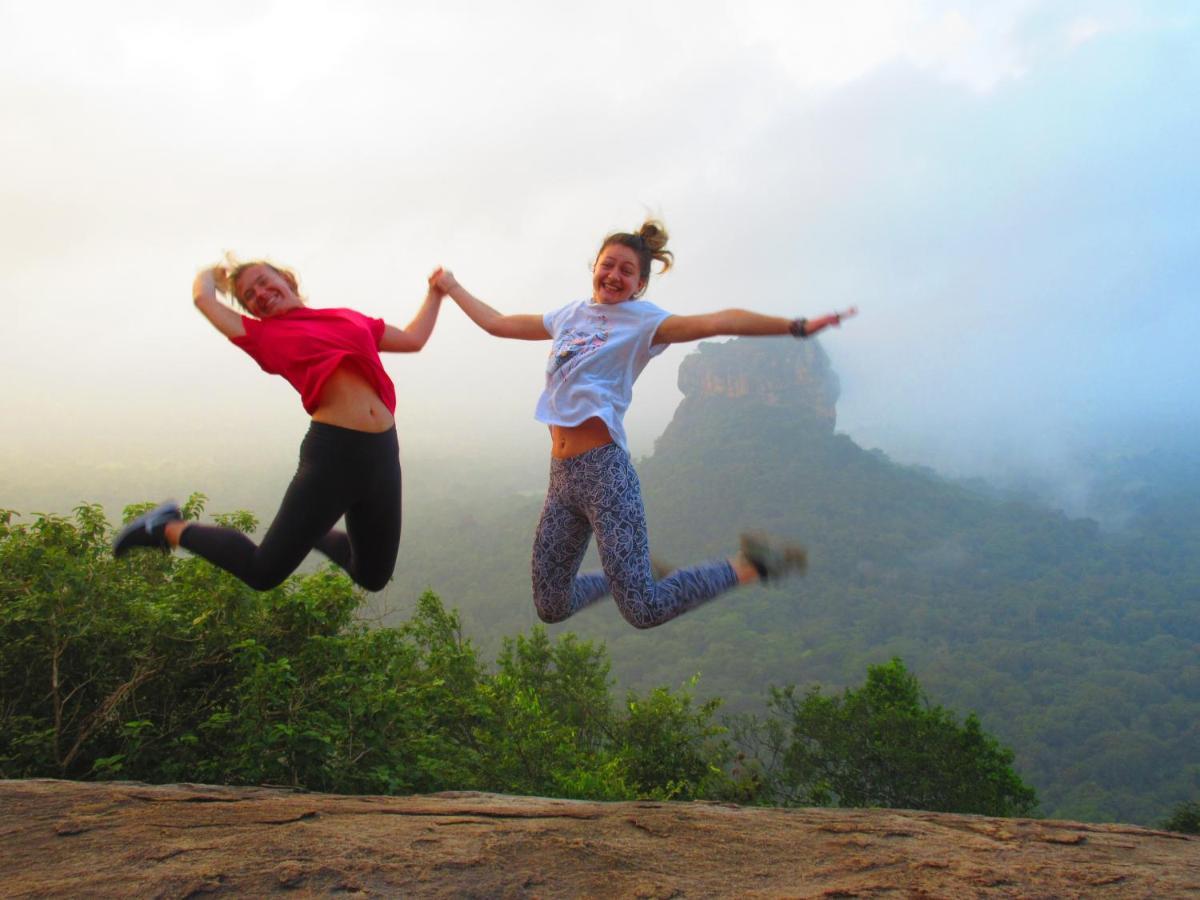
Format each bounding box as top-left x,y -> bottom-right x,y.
675,336 -> 839,430
3,780 -> 1197,898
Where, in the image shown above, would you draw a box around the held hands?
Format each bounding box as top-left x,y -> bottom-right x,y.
425,267 -> 447,301
428,267 -> 459,295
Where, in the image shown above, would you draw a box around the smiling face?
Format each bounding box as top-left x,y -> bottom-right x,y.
233,264 -> 302,318
592,244 -> 648,305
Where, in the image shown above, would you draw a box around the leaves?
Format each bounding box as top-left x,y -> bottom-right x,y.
1,504 -> 1037,817
749,658 -> 1038,817
1161,801 -> 1200,834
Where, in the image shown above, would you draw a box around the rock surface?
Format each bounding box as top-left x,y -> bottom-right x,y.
677,337 -> 840,430
3,780 -> 1197,898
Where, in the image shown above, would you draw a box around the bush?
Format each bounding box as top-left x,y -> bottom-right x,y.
1161,801 -> 1200,834
734,658 -> 1038,816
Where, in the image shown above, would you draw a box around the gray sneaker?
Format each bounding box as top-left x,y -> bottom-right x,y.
113,500 -> 182,557
740,531 -> 808,582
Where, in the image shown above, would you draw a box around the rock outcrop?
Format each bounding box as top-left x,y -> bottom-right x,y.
3,779 -> 1197,898
676,337 -> 840,430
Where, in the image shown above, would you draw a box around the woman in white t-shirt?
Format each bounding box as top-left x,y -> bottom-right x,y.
433,219 -> 855,629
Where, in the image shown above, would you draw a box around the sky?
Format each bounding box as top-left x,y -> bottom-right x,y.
2,1 -> 1197,510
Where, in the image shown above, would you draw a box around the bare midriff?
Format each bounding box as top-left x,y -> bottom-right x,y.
550,417 -> 614,459
311,364 -> 395,433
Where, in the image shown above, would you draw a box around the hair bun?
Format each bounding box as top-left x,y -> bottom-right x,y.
636,219 -> 670,253
635,219 -> 673,274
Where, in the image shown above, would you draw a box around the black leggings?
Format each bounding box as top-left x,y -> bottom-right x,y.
179,422 -> 402,591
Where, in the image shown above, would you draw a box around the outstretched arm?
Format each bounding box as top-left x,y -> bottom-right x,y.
193,267 -> 246,338
653,306 -> 857,345
378,283 -> 445,352
431,268 -> 550,341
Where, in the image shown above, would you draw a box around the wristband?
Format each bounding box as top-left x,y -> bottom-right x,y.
789,318 -> 808,339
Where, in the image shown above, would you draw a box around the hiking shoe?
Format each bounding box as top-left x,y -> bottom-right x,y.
740,531 -> 808,582
113,500 -> 182,557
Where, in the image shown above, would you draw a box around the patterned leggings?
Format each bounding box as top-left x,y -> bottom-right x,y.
531,443 -> 739,629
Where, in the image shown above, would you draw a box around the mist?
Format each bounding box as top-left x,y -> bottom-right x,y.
2,2 -> 1196,521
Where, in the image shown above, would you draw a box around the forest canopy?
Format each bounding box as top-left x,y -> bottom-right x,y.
0,502 -> 1036,818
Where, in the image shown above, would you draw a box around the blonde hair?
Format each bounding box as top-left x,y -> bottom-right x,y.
221,253 -> 301,311
599,219 -> 674,285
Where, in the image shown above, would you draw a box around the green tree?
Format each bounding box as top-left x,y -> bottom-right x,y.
474,627 -> 630,799
747,658 -> 1038,817
495,628 -> 615,755
1,505 -> 734,802
1161,801 -> 1200,834
0,502 -> 489,793
615,679 -> 733,801
0,498 -> 259,779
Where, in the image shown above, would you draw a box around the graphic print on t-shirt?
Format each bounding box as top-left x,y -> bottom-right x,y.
547,317 -> 608,379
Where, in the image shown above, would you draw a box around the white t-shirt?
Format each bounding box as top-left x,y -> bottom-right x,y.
535,298 -> 673,453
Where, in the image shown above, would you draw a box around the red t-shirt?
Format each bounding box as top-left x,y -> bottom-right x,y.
230,307 -> 396,415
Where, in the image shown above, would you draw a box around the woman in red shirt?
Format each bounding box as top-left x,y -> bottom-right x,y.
113,259 -> 443,592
